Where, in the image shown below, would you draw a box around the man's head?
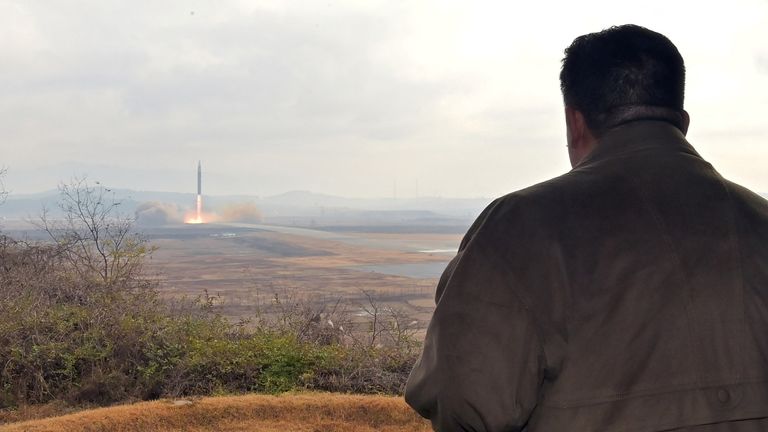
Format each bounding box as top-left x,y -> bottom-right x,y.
560,24 -> 689,166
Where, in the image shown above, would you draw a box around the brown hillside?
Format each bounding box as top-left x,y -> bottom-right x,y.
0,393 -> 432,432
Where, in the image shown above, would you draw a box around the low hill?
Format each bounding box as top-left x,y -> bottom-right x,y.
0,393 -> 431,432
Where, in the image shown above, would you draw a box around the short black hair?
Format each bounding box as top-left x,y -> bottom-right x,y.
560,24 -> 686,134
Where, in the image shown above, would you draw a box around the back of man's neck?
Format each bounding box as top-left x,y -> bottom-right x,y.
601,105 -> 686,132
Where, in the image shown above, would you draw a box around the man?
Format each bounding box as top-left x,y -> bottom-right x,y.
405,25 -> 768,431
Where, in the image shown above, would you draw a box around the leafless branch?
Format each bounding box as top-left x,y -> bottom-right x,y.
32,177 -> 152,287
0,167 -> 7,205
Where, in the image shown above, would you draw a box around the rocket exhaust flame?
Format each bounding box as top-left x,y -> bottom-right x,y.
186,194 -> 204,224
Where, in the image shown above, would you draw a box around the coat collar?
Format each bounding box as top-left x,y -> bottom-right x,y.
575,120 -> 701,169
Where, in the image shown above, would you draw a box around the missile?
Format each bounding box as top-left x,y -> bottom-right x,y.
197,161 -> 202,195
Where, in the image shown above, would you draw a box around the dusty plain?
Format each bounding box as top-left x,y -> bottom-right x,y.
145,223 -> 462,331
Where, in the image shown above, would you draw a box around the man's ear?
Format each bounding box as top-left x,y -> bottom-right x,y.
680,110 -> 690,135
565,106 -> 599,167
565,106 -> 589,149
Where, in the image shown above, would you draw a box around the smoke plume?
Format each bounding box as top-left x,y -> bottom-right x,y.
135,201 -> 184,226
218,203 -> 263,223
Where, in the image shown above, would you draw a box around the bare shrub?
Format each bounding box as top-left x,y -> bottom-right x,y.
35,178 -> 154,287
0,180 -> 163,407
0,167 -> 7,205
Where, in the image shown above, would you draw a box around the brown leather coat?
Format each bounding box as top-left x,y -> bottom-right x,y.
405,120 -> 768,431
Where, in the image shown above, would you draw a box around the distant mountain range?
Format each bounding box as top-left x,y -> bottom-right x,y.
0,188 -> 491,230
4,187 -> 767,231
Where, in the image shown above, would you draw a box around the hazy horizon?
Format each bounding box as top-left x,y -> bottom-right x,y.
2,1 -> 767,198
3,179 -> 495,200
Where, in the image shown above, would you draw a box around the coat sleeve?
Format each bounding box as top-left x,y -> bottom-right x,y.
404,222 -> 545,432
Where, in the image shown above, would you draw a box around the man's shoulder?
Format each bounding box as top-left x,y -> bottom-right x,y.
723,178 -> 768,202
460,173 -> 582,250
489,171 -> 586,222
721,178 -> 768,217
499,172 -> 583,205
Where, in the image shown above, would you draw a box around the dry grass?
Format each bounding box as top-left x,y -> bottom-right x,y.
0,393 -> 432,432
0,402 -> 80,426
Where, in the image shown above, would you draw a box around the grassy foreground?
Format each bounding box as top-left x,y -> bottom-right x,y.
0,393 -> 432,432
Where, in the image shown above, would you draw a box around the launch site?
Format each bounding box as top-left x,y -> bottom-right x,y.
1,160 -> 485,334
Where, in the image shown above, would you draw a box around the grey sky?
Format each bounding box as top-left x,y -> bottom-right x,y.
1,0 -> 767,198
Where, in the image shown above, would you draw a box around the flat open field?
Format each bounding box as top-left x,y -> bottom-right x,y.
0,393 -> 432,432
146,223 -> 462,331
